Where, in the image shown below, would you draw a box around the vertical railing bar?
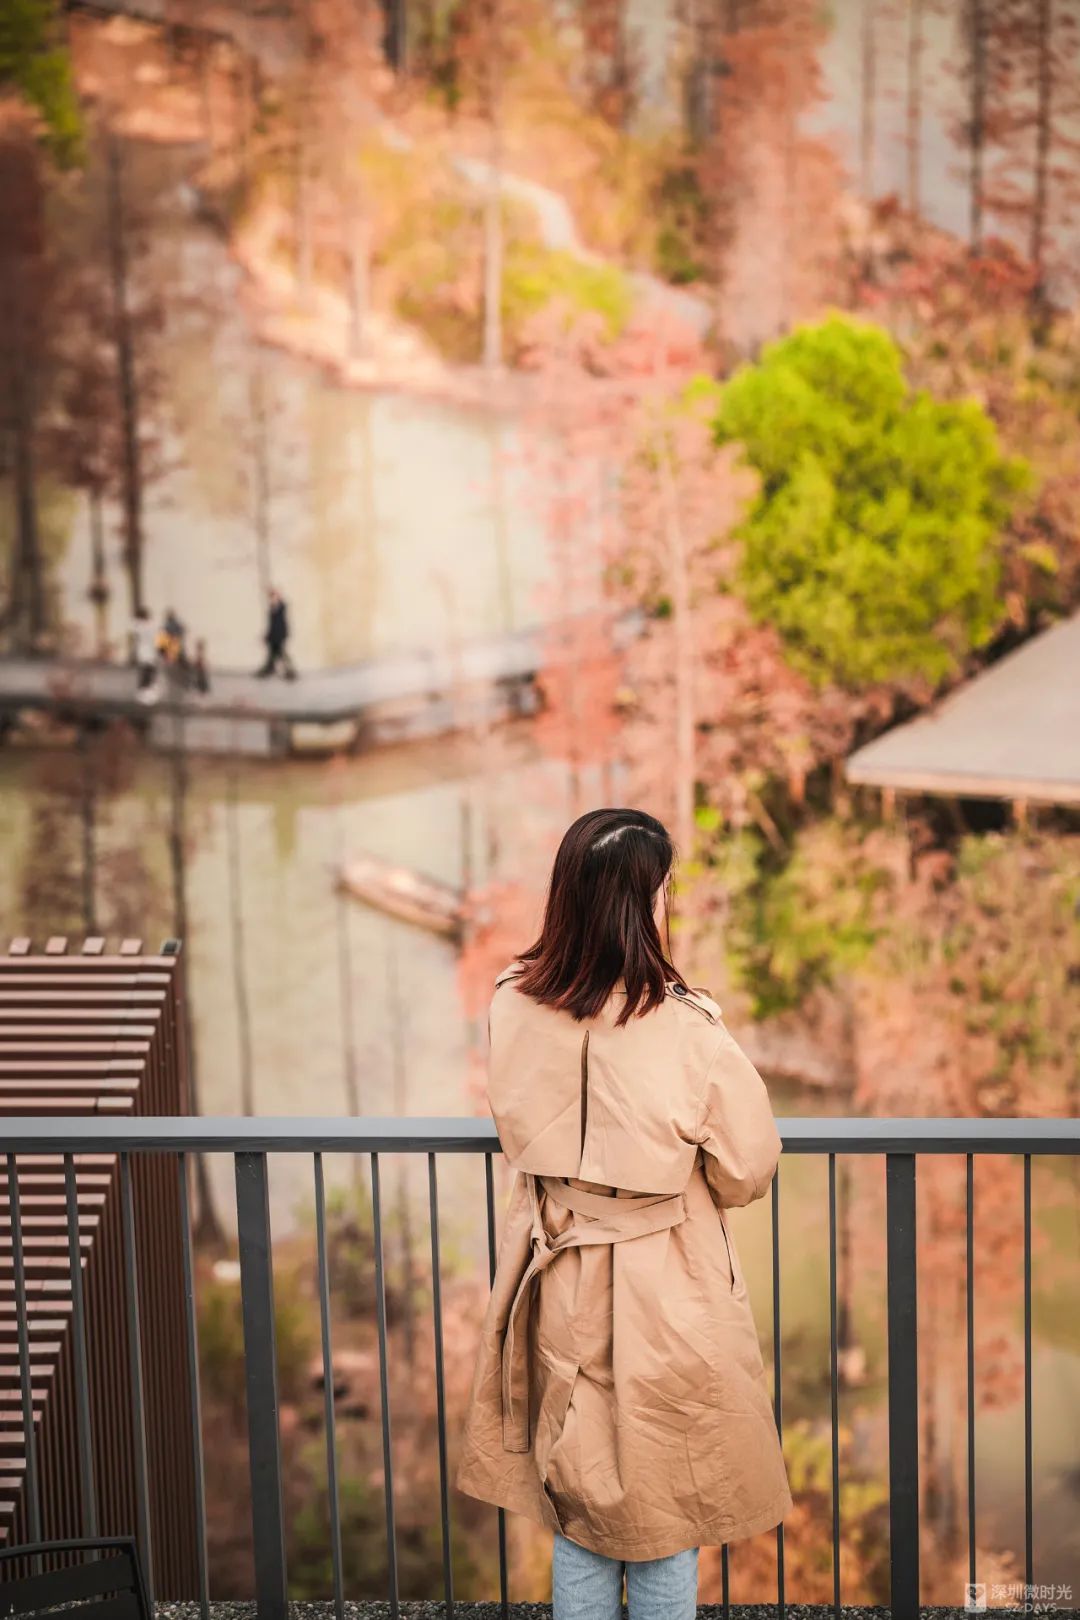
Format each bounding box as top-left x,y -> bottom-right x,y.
64,1151 -> 98,1536
314,1153 -> 345,1620
886,1151 -> 920,1620
177,1152 -> 211,1620
428,1153 -> 455,1619
234,1150 -> 288,1620
720,1544 -> 730,1620
119,1153 -> 155,1603
771,1168 -> 784,1616
1023,1152 -> 1033,1593
485,1151 -> 509,1620
829,1152 -> 841,1620
371,1152 -> 400,1620
6,1152 -> 42,1556
966,1152 -> 976,1593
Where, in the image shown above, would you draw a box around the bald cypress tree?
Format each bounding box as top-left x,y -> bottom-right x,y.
0,135 -> 50,648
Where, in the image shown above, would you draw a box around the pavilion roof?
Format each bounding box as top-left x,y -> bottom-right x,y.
845,614 -> 1080,805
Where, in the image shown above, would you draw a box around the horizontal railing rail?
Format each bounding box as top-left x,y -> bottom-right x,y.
2,1116 -> 1077,1620
3,1114 -> 1079,1152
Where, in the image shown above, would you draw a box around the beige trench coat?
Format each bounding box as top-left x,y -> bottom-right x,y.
455,964 -> 792,1560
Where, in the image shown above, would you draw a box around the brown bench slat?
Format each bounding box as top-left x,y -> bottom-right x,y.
0,1011 -> 159,1025
0,971 -> 168,985
0,1043 -> 151,1057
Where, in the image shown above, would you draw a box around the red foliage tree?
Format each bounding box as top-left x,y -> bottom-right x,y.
449,0 -> 534,369
981,0 -> 1080,300
692,0 -> 843,352
580,0 -> 638,127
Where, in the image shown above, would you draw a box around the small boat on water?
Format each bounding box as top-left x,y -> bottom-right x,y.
338,854 -> 465,940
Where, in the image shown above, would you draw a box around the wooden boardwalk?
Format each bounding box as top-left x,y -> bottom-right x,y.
0,614 -> 637,755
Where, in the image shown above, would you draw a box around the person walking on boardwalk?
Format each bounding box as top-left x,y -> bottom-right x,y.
456,808 -> 791,1620
256,587 -> 297,680
191,637 -> 211,695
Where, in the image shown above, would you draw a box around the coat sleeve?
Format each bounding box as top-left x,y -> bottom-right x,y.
694,1025 -> 783,1207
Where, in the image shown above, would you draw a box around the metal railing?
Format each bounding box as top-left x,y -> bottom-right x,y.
3,1115 -> 1078,1620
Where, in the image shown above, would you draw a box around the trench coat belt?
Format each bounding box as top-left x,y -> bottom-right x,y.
500,1172 -> 689,1453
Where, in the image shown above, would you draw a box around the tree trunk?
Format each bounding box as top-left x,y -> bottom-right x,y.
1030,0 -> 1053,292
226,743 -> 255,1117
610,0 -> 631,130
698,2 -> 740,337
382,0 -> 406,70
837,1157 -> 855,1363
860,0 -> 877,201
656,428 -> 695,860
459,795 -> 474,896
779,91 -> 798,333
335,888 -> 360,1122
0,139 -> 47,649
482,0 -> 504,373
169,713 -> 223,1247
386,934 -> 417,1370
482,167 -> 503,371
905,0 -> 924,216
88,487 -> 109,658
105,134 -> 146,617
685,0 -> 709,146
249,352 -> 273,596
8,347 -> 46,649
295,128 -> 314,307
199,38 -> 216,149
550,475 -> 585,817
78,729 -> 98,935
237,46 -> 256,176
333,791 -> 362,1187
941,1354 -> 962,1556
295,2 -> 315,308
346,208 -> 371,361
489,418 -> 514,632
967,0 -> 987,253
921,1262 -> 940,1523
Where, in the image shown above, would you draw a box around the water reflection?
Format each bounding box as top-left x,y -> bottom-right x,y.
56,381 -> 547,670
0,723 -> 548,1234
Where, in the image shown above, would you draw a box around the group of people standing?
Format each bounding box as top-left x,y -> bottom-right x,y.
129,588 -> 296,703
130,607 -> 209,705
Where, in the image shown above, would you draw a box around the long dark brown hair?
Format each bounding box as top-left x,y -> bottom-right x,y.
515,808 -> 689,1026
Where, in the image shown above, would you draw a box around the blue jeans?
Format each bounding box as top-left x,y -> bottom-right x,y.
552,1530 -> 699,1620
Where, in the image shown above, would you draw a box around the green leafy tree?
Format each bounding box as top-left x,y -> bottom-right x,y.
708,315 -> 1030,687
0,0 -> 81,165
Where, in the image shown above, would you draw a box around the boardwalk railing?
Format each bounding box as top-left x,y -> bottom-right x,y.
3,1116 -> 1078,1620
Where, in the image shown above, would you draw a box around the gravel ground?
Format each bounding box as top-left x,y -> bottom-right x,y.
153,1606 -> 1080,1619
